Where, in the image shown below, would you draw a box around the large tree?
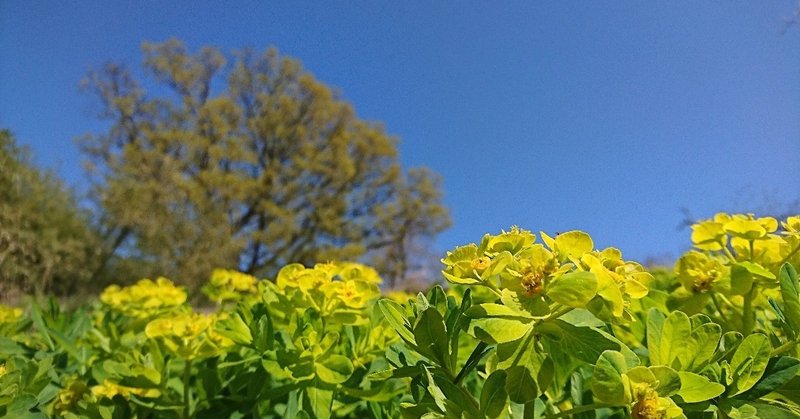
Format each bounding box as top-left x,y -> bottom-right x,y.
0,130 -> 101,298
80,39 -> 449,290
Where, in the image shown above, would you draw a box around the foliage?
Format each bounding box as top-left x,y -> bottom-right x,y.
0,130 -> 101,297
0,262 -> 403,418
379,214 -> 800,418
3,213 -> 800,418
78,38 -> 450,291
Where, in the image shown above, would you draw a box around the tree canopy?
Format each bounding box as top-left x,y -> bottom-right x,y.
0,130 -> 100,298
80,39 -> 450,290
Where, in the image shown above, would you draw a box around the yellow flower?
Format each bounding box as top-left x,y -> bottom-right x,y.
783,215 -> 800,234
723,214 -> 777,241
335,280 -> 379,309
480,226 -> 536,256
541,230 -> 594,263
384,290 -> 415,303
146,313 -> 211,339
0,305 -> 23,323
203,269 -> 258,303
0,364 -> 6,376
91,380 -> 160,399
145,312 -> 231,358
731,234 -> 787,264
337,262 -> 383,284
675,251 -> 726,293
53,379 -> 89,413
630,386 -> 683,419
502,244 -> 559,297
100,277 -> 186,318
691,215 -> 728,250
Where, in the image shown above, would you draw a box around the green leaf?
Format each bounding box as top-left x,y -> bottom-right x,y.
5,393 -> 38,416
378,299 -> 416,344
414,307 -> 450,366
729,334 -> 771,396
687,322 -> 722,371
731,264 -> 756,295
738,356 -> 800,401
721,399 -> 800,419
314,355 -> 354,384
304,384 -> 333,419
646,308 -> 666,364
468,317 -> 532,345
538,320 -> 633,366
775,376 -> 800,404
658,311 -> 692,369
676,371 -> 725,403
779,263 -> 800,337
424,367 -> 447,413
214,312 -> 253,345
505,366 -> 539,404
0,338 -> 25,356
591,351 -> 631,406
737,261 -> 776,279
480,370 -> 508,418
546,271 -> 598,308
434,375 -> 481,417
649,365 -> 681,397
465,303 -> 534,320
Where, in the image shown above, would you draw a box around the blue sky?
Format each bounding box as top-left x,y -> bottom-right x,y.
1,1 -> 799,264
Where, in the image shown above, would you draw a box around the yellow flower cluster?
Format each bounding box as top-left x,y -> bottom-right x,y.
677,213 -> 800,295
91,379 -> 161,399
53,380 -> 89,413
0,364 -> 6,376
100,277 -> 187,318
145,312 -> 233,359
202,268 -> 258,303
442,227 -> 652,318
0,304 -> 23,323
274,262 -> 382,311
675,251 -> 727,293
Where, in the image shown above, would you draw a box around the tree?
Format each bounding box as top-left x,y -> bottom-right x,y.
370,167 -> 451,288
79,39 -> 450,290
0,130 -> 101,298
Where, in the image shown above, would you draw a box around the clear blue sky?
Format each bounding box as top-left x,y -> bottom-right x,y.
1,1 -> 799,264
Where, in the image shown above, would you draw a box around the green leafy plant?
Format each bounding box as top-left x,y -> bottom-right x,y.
2,213 -> 800,418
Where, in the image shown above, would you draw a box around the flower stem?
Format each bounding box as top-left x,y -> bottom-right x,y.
183,359 -> 192,419
742,286 -> 755,335
772,340 -> 798,357
719,240 -> 737,262
546,402 -> 610,418
709,293 -> 730,328
780,243 -> 800,266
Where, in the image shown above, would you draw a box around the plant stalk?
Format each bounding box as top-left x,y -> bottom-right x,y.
546,402 -> 609,418
183,359 -> 193,419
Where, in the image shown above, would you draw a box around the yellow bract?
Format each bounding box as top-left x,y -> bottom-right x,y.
203,268 -> 258,303
384,290 -> 415,303
145,312 -> 233,359
676,213 -> 800,299
444,228 -> 649,319
273,261 -> 382,314
0,304 -> 23,323
541,230 -> 594,263
91,379 -> 161,399
100,277 -> 187,318
783,216 -> 800,233
675,251 -> 726,294
53,380 -> 89,413
690,215 -> 727,250
723,214 -> 777,240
